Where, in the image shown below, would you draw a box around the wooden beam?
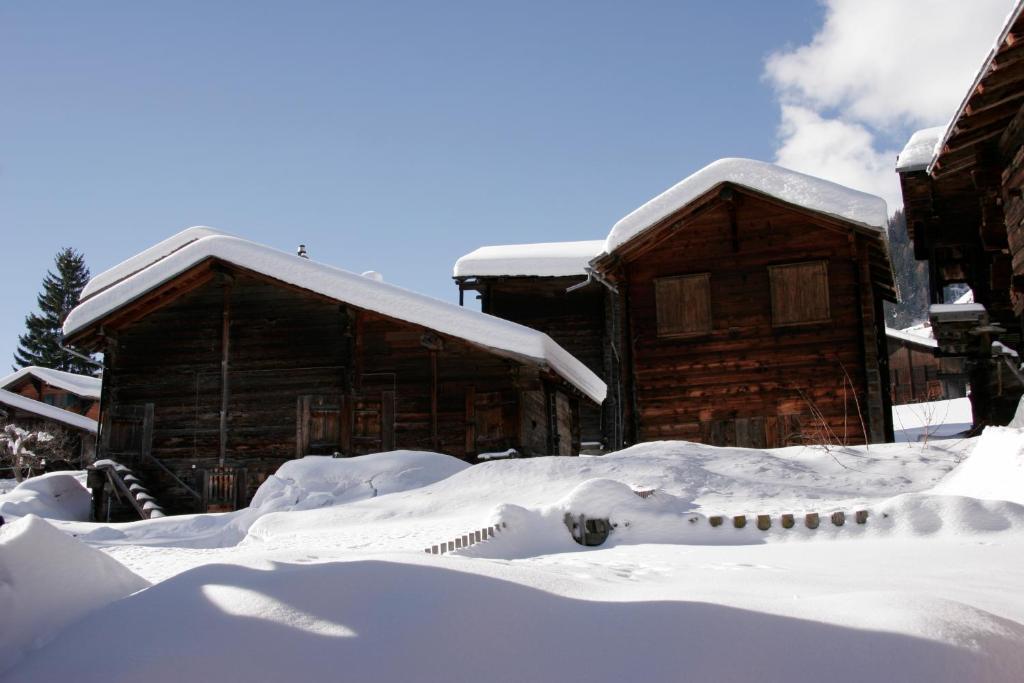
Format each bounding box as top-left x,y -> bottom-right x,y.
430,349 -> 439,451
219,278 -> 233,466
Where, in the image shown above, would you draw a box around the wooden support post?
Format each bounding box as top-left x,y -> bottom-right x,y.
781,514 -> 795,529
756,514 -> 771,531
855,510 -> 869,524
733,515 -> 746,529
430,349 -> 439,451
831,511 -> 845,526
219,279 -> 233,466
709,515 -> 723,527
805,512 -> 820,529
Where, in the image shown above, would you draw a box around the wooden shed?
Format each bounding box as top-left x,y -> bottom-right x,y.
63,229 -> 605,516
591,158 -> 896,448
453,241 -> 609,449
0,388 -> 98,470
885,327 -> 967,404
895,1 -> 1024,427
1,366 -> 102,421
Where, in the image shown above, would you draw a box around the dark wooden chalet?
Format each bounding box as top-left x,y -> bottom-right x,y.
590,158 -> 897,448
1,366 -> 102,421
885,327 -> 967,404
63,231 -> 605,516
895,1 -> 1024,427
0,388 -> 98,469
453,241 -> 609,449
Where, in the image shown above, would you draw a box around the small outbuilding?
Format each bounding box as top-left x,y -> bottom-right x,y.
63,228 -> 605,515
1,366 -> 102,420
0,388 -> 98,470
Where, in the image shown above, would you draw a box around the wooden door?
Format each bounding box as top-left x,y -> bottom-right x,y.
297,395 -> 344,456
103,403 -> 154,464
202,465 -> 247,512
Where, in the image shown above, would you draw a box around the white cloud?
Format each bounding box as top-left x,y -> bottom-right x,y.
775,105 -> 901,211
764,0 -> 1017,210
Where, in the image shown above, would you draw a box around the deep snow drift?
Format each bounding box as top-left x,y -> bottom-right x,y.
7,430 -> 1024,682
0,472 -> 91,522
0,515 -> 149,674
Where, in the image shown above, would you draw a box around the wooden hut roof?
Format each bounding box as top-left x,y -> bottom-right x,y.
593,160 -> 895,301
0,389 -> 98,433
603,158 -> 889,255
0,367 -> 102,400
453,240 -> 604,278
63,234 -> 607,404
81,226 -> 225,300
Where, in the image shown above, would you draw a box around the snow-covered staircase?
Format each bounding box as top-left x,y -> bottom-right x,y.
91,459 -> 167,520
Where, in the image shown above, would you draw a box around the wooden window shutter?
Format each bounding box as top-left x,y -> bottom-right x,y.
655,273 -> 712,338
769,261 -> 830,327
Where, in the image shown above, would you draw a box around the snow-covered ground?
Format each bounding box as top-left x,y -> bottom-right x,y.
3,426 -> 1024,681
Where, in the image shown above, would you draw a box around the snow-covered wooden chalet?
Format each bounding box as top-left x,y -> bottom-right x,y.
1,366 -> 102,421
458,158 -> 896,449
62,227 -> 605,515
895,1 -> 1024,428
0,389 -> 98,469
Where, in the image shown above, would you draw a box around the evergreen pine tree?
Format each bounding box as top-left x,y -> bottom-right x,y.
13,247 -> 95,374
883,209 -> 932,329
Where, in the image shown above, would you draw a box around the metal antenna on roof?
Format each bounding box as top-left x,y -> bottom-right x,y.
297,244 -> 308,259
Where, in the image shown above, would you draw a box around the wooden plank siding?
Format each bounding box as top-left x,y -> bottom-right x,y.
472,276 -> 606,446
605,191 -> 889,447
92,268 -> 584,515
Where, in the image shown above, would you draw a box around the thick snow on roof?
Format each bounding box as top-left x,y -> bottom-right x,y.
895,126 -> 947,173
604,158 -> 889,254
64,235 -> 606,404
926,0 -> 1024,176
0,389 -> 98,433
929,303 -> 987,321
454,240 -> 604,278
885,327 -> 938,349
80,226 -> 225,300
0,366 -> 101,400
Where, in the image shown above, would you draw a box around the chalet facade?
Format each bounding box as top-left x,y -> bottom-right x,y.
1,366 -> 102,421
0,389 -> 98,469
457,158 -> 896,449
885,327 -> 967,404
454,241 -> 608,449
64,229 -> 604,516
895,1 -> 1024,428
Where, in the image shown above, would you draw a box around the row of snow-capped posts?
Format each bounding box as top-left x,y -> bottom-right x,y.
706,510 -> 869,530
424,521 -> 507,554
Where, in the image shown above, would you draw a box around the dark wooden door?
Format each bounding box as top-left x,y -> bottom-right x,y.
297,395 -> 343,456
103,403 -> 154,464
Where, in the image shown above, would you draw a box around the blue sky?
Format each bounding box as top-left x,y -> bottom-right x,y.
0,1 -> 1010,369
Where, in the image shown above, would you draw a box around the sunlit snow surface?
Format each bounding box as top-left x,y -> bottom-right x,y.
5,415 -> 1024,681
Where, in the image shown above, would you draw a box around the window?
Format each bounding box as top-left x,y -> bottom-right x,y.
655,273 -> 712,338
769,261 -> 830,327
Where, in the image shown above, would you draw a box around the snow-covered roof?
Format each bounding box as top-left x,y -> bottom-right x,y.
929,303 -> 987,321
895,126 -> 946,173
0,389 -> 98,433
453,240 -> 605,278
604,158 -> 889,254
80,226 -> 225,300
0,367 -> 101,400
64,234 -> 606,404
885,327 -> 938,349
924,1 -> 1024,176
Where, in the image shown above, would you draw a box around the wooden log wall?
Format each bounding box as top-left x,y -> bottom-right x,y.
613,193 -> 882,447
99,269 -> 583,513
887,340 -> 944,404
482,276 -> 605,445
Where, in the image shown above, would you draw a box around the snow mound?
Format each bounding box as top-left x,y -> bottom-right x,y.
930,427 -> 1024,504
0,515 -> 149,674
8,558 -> 1024,683
875,493 -> 1024,536
604,157 -> 888,254
0,472 -> 91,522
250,451 -> 470,514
